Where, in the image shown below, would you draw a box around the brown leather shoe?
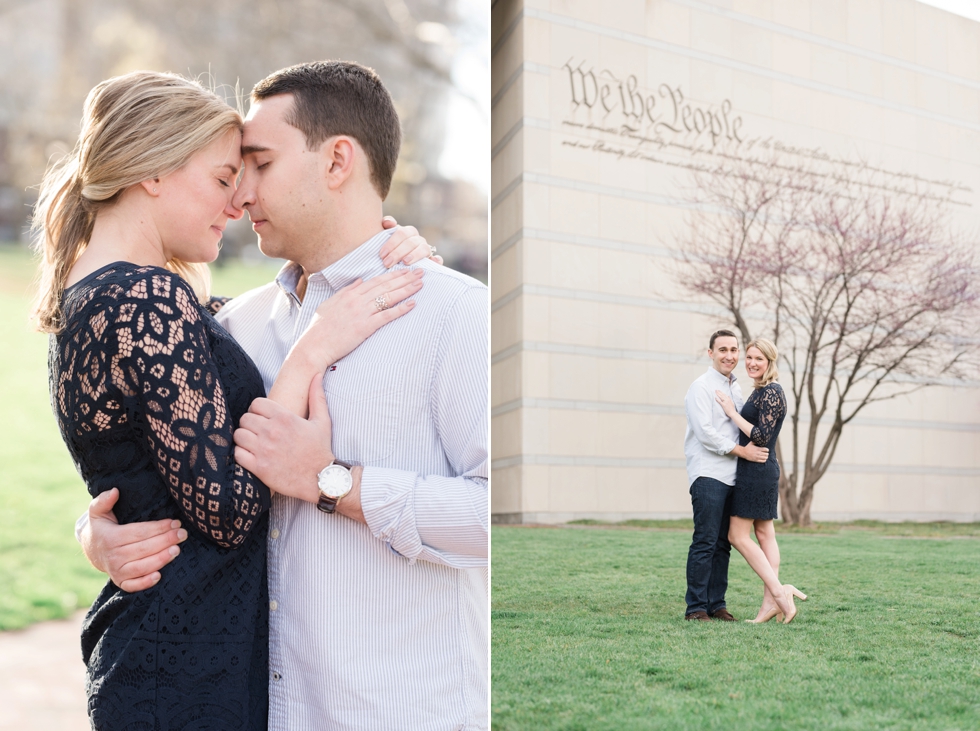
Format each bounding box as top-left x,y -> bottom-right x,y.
684,611 -> 711,621
710,608 -> 736,622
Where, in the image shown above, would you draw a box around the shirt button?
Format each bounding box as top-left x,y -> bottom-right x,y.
272,672 -> 282,681
269,600 -> 278,611
270,528 -> 280,539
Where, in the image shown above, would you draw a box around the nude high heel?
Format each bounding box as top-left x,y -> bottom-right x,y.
744,606 -> 781,624
779,585 -> 804,624
786,585 -> 807,601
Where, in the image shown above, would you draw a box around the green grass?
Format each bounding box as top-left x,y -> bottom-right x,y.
492,525 -> 980,731
0,245 -> 280,630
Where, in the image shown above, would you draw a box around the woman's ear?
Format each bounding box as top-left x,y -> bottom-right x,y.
323,137 -> 355,190
139,178 -> 161,196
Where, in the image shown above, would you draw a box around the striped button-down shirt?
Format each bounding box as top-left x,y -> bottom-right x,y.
683,367 -> 744,487
216,229 -> 489,731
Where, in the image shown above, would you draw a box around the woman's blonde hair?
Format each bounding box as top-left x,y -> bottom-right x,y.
745,338 -> 779,386
31,70 -> 243,333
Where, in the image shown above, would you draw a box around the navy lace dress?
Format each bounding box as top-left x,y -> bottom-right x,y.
50,263 -> 270,730
731,382 -> 787,520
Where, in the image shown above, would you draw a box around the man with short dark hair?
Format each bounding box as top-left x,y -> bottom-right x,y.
79,61 -> 488,730
683,330 -> 767,621
250,61 -> 401,199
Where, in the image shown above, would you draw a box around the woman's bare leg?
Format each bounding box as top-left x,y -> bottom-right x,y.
728,516 -> 794,619
752,520 -> 781,621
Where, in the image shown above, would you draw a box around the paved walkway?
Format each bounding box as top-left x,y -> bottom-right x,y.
0,611 -> 89,731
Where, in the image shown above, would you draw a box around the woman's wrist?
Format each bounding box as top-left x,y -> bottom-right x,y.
291,329 -> 338,371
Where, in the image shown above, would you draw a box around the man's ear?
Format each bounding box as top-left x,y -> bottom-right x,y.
323,137 -> 355,190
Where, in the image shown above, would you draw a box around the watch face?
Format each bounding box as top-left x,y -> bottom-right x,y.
318,464 -> 353,498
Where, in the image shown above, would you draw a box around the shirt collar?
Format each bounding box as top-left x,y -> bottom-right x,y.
320,228 -> 395,290
274,261 -> 305,305
706,366 -> 737,385
274,229 -> 395,304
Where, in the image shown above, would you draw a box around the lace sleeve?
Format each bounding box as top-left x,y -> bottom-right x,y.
107,273 -> 269,548
205,295 -> 231,315
749,384 -> 787,447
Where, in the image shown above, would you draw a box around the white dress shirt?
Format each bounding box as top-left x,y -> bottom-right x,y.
683,367 -> 744,487
216,229 -> 488,731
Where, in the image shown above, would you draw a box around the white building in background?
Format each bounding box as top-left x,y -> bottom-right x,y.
491,0 -> 980,523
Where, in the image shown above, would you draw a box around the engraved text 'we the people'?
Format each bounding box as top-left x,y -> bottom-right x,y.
562,58 -> 744,147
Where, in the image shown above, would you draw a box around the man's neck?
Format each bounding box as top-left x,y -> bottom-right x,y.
297,197 -> 383,274
293,198 -> 385,301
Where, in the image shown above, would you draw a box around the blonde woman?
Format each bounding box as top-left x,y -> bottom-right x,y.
34,71 -> 432,729
714,338 -> 806,624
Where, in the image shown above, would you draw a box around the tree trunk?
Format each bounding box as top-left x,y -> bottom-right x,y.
797,475 -> 817,527
776,439 -> 801,525
778,472 -> 800,525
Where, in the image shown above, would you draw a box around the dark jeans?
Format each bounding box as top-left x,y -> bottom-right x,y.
685,476 -> 733,615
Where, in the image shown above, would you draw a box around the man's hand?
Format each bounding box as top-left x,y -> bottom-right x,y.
236,376 -> 367,523
80,488 -> 187,592
732,443 -> 769,463
235,374 -> 334,504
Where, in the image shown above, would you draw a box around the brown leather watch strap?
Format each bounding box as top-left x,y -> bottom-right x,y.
316,494 -> 339,514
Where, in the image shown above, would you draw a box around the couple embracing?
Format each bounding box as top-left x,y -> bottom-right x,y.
36,60 -> 486,730
683,330 -> 806,624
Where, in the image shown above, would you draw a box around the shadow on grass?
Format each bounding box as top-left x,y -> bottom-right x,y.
565,518 -> 980,537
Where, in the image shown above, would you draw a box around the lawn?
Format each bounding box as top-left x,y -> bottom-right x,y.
491,524 -> 980,731
0,245 -> 281,630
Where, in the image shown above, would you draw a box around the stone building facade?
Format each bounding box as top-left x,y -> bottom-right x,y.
491,0 -> 980,523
